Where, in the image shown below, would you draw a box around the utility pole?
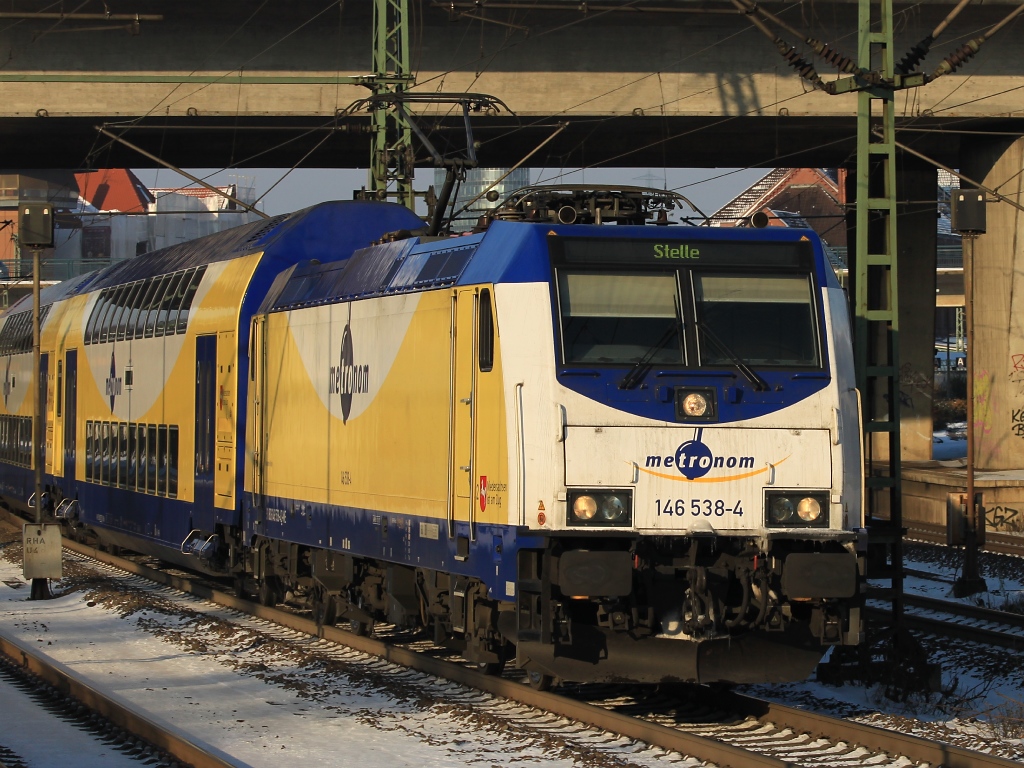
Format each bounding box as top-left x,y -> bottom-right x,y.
18,203 -> 60,600
850,0 -> 906,630
369,0 -> 416,209
951,191 -> 988,597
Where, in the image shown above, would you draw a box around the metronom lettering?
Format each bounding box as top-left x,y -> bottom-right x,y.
646,454 -> 753,469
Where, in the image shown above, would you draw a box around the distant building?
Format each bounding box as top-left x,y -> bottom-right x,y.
148,178 -> 260,251
433,167 -> 530,231
713,166 -> 964,340
0,170 -> 262,306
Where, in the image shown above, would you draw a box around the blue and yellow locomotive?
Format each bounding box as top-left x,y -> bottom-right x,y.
0,187 -> 864,687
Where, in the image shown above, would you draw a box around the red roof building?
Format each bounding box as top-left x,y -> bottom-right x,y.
74,169 -> 154,213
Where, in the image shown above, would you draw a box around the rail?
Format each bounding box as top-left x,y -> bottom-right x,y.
906,519 -> 1024,557
0,633 -> 237,768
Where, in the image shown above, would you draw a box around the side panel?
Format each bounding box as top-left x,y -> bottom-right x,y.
249,286 -> 514,592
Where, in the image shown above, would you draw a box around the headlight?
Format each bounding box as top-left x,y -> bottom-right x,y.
681,392 -> 708,418
770,496 -> 794,523
599,495 -> 627,522
572,495 -> 598,521
674,387 -> 717,422
796,497 -> 822,522
765,491 -> 829,527
567,489 -> 633,527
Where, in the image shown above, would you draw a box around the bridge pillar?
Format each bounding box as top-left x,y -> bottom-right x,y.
896,155 -> 939,461
960,136 -> 1024,471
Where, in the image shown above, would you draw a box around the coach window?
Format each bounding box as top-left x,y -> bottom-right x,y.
133,279 -> 158,339
157,425 -> 168,496
85,422 -> 94,480
100,285 -> 128,344
99,422 -> 109,484
163,269 -> 190,333
96,289 -> 118,344
155,272 -> 185,337
117,283 -> 143,340
111,424 -> 120,487
176,267 -> 205,333
107,286 -> 131,343
162,270 -> 188,333
127,424 -> 137,491
144,275 -> 172,338
556,272 -> 683,365
22,418 -> 31,466
117,423 -> 128,488
479,288 -> 494,372
85,290 -> 108,344
137,424 -> 148,493
168,426 -> 179,498
127,280 -> 149,340
147,425 -> 158,494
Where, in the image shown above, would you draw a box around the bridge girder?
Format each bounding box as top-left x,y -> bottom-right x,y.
0,1 -> 1020,170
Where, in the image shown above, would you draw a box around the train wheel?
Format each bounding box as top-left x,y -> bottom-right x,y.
475,660 -> 506,676
349,612 -> 374,636
311,585 -> 338,629
258,576 -> 281,607
527,670 -> 553,691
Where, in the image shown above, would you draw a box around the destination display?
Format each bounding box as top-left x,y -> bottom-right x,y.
550,236 -> 814,269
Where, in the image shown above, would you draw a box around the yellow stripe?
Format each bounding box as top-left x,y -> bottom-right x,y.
636,454 -> 791,483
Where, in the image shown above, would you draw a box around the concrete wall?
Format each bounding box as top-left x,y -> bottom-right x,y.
961,137 -> 1024,471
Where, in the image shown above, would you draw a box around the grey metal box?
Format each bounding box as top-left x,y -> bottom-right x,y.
18,203 -> 54,247
951,191 -> 986,234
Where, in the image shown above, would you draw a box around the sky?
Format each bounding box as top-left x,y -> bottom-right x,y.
131,166 -> 771,219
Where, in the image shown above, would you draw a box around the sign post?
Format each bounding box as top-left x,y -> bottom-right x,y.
18,203 -> 57,600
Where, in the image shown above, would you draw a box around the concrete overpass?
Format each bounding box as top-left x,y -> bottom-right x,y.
0,1 -> 1022,169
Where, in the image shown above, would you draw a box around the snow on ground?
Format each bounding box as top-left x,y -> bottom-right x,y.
742,542 -> 1024,758
0,651 -> 149,768
2,524 -> 1023,766
0,538 -> 701,768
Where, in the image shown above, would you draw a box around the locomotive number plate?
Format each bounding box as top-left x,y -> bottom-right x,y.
655,498 -> 744,517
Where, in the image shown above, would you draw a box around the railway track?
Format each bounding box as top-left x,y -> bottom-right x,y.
867,593 -> 1024,651
906,520 -> 1024,558
4,512 -> 1020,768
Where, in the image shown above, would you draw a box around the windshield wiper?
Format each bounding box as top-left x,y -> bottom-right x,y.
618,323 -> 679,390
694,320 -> 770,392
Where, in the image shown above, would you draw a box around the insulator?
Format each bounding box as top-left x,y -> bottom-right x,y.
895,35 -> 934,75
810,40 -> 858,74
932,38 -> 981,79
777,42 -> 826,90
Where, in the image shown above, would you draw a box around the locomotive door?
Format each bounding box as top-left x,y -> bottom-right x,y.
450,288 -> 479,554
214,330 -> 236,507
63,350 -> 77,482
195,335 -> 216,522
250,315 -> 266,510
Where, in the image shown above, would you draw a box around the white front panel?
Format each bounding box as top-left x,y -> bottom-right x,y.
565,425 -> 832,531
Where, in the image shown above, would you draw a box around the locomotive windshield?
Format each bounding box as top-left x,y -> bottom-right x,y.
693,273 -> 819,367
557,272 -> 683,364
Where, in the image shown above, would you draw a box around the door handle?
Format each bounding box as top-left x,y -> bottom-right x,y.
460,396 -> 472,405
459,465 -> 470,472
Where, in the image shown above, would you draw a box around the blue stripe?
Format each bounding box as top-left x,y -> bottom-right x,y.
245,495 -> 547,601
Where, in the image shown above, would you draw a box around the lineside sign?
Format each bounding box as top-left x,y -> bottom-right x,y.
23,524 -> 62,580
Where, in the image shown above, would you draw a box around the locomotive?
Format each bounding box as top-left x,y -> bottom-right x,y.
0,186 -> 864,687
